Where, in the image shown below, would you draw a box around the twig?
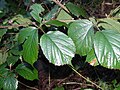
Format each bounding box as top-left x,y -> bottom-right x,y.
32,22 -> 45,34
52,0 -> 70,13
18,81 -> 39,90
69,66 -> 103,90
0,24 -> 28,29
0,22 -> 32,29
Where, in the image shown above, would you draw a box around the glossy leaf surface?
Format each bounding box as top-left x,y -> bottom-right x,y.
94,30 -> 120,69
98,18 -> 120,33
3,74 -> 18,90
40,31 -> 76,66
68,20 -> 94,56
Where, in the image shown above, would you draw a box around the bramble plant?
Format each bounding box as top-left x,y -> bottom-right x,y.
0,0 -> 120,90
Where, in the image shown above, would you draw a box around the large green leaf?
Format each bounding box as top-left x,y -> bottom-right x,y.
30,4 -> 44,23
94,30 -> 120,69
98,18 -> 120,33
16,64 -> 38,80
40,31 -> 76,66
3,74 -> 18,90
68,20 -> 94,56
18,27 -> 38,65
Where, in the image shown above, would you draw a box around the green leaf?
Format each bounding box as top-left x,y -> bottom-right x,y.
0,0 -> 7,18
109,6 -> 120,18
0,77 -> 4,89
16,64 -> 38,80
66,2 -> 88,17
18,27 -> 38,65
18,27 -> 35,43
0,68 -> 9,89
94,30 -> 120,69
40,31 -> 76,66
30,4 -> 44,23
24,0 -> 31,6
57,10 -> 72,20
23,29 -> 38,65
68,20 -> 94,56
98,18 -> 120,33
45,20 -> 67,27
7,56 -> 19,66
0,29 -> 7,41
3,74 -> 18,90
0,50 -> 8,65
86,49 -> 98,66
9,46 -> 22,56
44,5 -> 59,20
0,0 -> 7,10
14,14 -> 32,25
0,68 -> 9,77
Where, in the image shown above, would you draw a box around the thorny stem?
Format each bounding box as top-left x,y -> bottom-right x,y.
69,66 -> 103,90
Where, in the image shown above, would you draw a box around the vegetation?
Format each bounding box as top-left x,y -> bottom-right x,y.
0,0 -> 120,90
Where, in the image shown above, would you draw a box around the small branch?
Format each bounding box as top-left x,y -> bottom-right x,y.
69,66 -> 103,90
0,22 -> 32,29
52,0 -> 70,13
32,22 -> 45,34
18,81 -> 39,90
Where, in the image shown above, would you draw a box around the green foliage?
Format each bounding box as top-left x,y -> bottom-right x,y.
18,27 -> 38,65
40,31 -> 76,66
0,50 -> 8,65
94,30 -> 120,68
44,5 -> 59,21
0,0 -> 120,89
45,20 -> 67,27
3,74 -> 18,90
68,20 -> 94,56
0,68 -> 18,90
30,3 -> 44,23
98,18 -> 120,33
0,29 -> 7,41
16,63 -> 38,80
66,2 -> 88,17
57,10 -> 72,20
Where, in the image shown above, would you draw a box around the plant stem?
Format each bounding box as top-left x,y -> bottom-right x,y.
18,81 -> 39,90
0,23 -> 31,29
70,66 -> 103,90
32,22 -> 45,34
52,0 -> 70,13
